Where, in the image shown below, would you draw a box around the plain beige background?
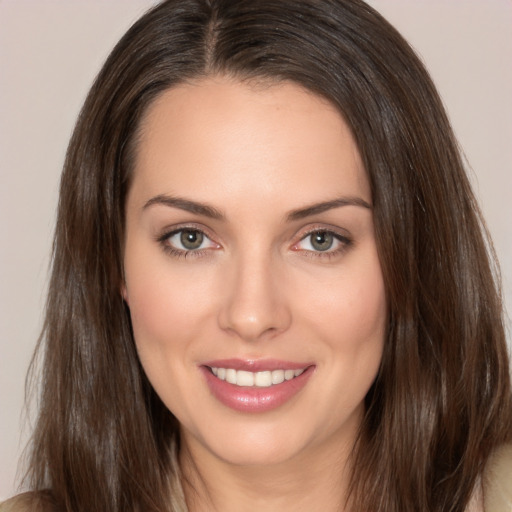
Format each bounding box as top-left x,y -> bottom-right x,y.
1,0 -> 511,500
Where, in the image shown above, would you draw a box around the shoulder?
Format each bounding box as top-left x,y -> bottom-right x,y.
0,491 -> 56,512
483,444 -> 512,512
0,494 -> 32,512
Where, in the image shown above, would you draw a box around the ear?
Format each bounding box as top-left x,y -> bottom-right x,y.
121,282 -> 129,305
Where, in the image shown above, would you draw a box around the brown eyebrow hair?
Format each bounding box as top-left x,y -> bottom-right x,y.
143,194 -> 225,220
143,194 -> 371,222
286,197 -> 372,221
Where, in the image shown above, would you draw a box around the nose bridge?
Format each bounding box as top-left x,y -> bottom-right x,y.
218,246 -> 291,342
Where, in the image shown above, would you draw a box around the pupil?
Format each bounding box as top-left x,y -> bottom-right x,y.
311,231 -> 333,251
180,230 -> 203,250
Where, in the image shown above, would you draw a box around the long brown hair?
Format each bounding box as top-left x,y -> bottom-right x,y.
24,1 -> 512,510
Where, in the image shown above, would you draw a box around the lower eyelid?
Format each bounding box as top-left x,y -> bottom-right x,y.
158,226 -> 351,260
157,228 -> 221,258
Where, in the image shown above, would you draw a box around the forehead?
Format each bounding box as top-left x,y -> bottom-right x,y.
130,76 -> 370,209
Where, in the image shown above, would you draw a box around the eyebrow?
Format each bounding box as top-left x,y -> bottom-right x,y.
286,197 -> 372,221
143,194 -> 225,220
143,194 -> 371,222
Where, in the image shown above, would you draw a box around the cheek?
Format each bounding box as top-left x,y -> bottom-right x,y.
123,252 -> 220,415
301,251 -> 387,349
340,270 -> 387,344
124,249 -> 217,360
297,247 -> 387,413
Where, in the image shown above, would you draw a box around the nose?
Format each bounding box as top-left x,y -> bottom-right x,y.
217,252 -> 292,343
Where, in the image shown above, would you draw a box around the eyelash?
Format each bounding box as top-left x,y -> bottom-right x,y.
157,225 -> 219,260
292,228 -> 353,260
156,226 -> 353,260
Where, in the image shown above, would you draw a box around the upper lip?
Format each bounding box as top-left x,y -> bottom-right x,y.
201,358 -> 313,372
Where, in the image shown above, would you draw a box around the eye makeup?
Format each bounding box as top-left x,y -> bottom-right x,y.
155,221 -> 354,262
291,227 -> 353,261
156,224 -> 220,260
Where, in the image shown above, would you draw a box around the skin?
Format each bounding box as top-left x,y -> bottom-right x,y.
123,76 -> 387,511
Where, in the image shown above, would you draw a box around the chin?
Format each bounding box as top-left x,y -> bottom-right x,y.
213,438 -> 308,467
183,416 -> 316,468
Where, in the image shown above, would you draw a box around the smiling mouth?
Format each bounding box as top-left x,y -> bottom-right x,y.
208,367 -> 306,387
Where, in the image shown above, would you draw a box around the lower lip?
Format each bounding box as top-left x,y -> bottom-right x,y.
200,366 -> 314,413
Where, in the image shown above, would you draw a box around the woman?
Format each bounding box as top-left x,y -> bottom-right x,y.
2,0 -> 511,510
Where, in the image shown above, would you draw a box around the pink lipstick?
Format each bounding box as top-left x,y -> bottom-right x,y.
200,359 -> 315,413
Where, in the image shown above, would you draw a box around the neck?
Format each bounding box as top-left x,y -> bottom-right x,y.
179,429 -> 356,512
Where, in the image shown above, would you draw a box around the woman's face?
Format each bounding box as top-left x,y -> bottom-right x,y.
123,77 -> 386,467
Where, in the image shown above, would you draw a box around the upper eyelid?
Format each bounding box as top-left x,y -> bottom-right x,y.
294,230 -> 350,250
288,225 -> 353,259
158,227 -> 220,257
157,223 -> 217,241
156,223 -> 352,249
300,228 -> 349,239
293,223 -> 352,242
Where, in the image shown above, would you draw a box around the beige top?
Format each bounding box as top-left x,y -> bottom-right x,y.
483,444 -> 512,512
2,445 -> 511,511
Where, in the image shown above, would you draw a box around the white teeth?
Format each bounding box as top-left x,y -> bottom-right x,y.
254,371 -> 272,387
271,369 -> 285,385
284,369 -> 295,381
237,370 -> 254,386
210,367 -> 306,387
226,368 -> 237,384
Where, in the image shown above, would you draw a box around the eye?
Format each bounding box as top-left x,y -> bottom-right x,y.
304,231 -> 336,251
293,229 -> 351,255
162,228 -> 218,253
